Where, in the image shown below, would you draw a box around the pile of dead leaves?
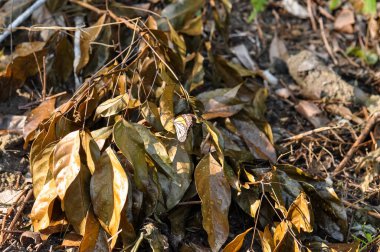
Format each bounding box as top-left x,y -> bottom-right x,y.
0,0 -> 367,251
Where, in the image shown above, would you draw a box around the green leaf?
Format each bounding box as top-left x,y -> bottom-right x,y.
329,0 -> 341,11
195,153 -> 231,252
362,0 -> 376,16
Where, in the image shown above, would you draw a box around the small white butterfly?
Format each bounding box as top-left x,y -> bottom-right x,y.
174,114 -> 195,142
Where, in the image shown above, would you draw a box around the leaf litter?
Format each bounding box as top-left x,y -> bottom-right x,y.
0,0 -> 379,251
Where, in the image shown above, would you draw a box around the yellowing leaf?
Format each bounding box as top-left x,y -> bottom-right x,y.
63,161 -> 91,235
113,119 -> 149,191
223,227 -> 252,252
195,153 -> 231,252
287,192 -> 313,233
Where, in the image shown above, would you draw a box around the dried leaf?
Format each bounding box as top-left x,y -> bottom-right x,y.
232,118 -> 277,163
31,179 -> 57,231
195,153 -> 231,252
259,225 -> 275,252
223,227 -> 252,252
23,98 -> 56,147
95,93 -> 141,118
75,14 -> 106,72
113,119 -> 149,191
52,130 -> 82,200
159,82 -> 175,133
79,210 -> 110,252
91,147 -> 128,248
287,192 -> 313,233
269,34 -> 289,63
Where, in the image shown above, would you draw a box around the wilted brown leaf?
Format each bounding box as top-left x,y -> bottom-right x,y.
195,153 -> 231,252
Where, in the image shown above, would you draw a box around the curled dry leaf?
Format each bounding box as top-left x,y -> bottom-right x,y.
195,153 -> 231,252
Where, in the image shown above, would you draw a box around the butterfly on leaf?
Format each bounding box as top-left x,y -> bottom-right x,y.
174,114 -> 196,142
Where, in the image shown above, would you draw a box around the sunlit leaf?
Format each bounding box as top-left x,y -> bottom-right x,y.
52,130 -> 82,200
159,82 -> 175,133
195,153 -> 231,252
95,93 -> 141,118
31,179 -> 57,231
287,192 -> 313,233
79,210 -> 110,252
91,147 -> 129,248
223,227 -> 252,252
31,141 -> 56,198
23,98 -> 56,147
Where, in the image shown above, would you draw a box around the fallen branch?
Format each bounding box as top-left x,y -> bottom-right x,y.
0,0 -> 47,44
333,112 -> 380,176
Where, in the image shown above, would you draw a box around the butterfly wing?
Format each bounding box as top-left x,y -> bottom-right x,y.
174,114 -> 194,142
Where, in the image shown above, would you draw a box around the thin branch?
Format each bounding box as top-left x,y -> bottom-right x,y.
0,0 -> 47,44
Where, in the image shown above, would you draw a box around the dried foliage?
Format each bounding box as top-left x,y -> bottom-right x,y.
1,0 -> 377,251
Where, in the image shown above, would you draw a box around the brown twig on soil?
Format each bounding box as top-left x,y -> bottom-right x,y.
318,18 -> 338,65
2,189 -> 33,244
307,0 -> 317,31
333,112 -> 380,176
343,200 -> 380,219
283,126 -> 340,142
0,189 -> 28,245
18,91 -> 67,110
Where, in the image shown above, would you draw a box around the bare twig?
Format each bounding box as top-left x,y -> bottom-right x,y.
343,200 -> 380,219
2,189 -> 34,243
333,112 -> 380,176
0,0 -> 47,44
18,91 -> 66,109
307,0 -> 317,31
283,126 -> 341,142
318,18 -> 338,65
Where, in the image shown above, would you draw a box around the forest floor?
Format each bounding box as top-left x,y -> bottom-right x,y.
0,0 -> 379,251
